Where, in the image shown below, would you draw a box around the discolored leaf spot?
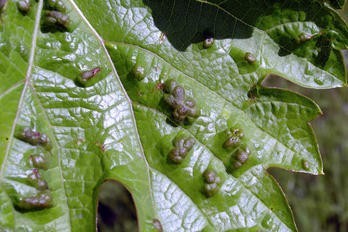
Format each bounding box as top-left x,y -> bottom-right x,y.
203,36 -> 214,49
297,33 -> 314,43
202,169 -> 221,197
17,0 -> 30,14
15,191 -> 53,211
163,79 -> 199,124
27,168 -> 48,191
167,136 -> 195,164
76,67 -> 101,86
41,10 -> 70,33
223,128 -> 244,149
244,52 -> 256,64
15,127 -> 52,150
153,218 -> 163,232
44,0 -> 67,12
302,159 -> 310,170
132,65 -> 145,81
167,148 -> 183,164
232,149 -> 250,168
0,0 -> 6,10
29,154 -> 48,170
203,169 -> 220,184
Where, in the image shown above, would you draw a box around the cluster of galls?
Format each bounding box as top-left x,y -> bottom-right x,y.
168,136 -> 195,164
17,155 -> 53,210
16,127 -> 52,150
18,165 -> 52,210
223,128 -> 250,169
232,148 -> 249,168
163,80 -> 199,124
202,169 -> 221,197
223,128 -> 244,149
41,0 -> 70,33
17,191 -> 52,210
27,168 -> 49,191
14,127 -> 53,210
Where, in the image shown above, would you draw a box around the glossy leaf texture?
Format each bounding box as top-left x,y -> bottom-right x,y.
0,0 -> 154,231
0,0 -> 347,232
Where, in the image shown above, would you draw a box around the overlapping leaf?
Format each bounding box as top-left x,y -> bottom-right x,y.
0,0 -> 347,231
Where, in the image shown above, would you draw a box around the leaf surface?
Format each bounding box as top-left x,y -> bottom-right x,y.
0,0 -> 347,231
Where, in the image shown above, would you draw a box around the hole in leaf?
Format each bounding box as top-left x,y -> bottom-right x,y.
97,181 -> 138,232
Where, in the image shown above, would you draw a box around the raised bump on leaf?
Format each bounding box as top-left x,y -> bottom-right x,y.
232,148 -> 250,168
203,37 -> 214,49
203,169 -> 220,184
15,127 -> 52,150
27,168 -> 48,191
163,79 -> 199,123
16,191 -> 53,210
302,159 -> 310,170
244,52 -> 256,64
41,10 -> 70,33
17,0 -> 30,14
77,67 -> 101,86
29,154 -> 48,170
168,136 -> 195,164
132,65 -> 145,81
0,0 -> 6,10
202,169 -> 221,198
298,33 -> 314,43
153,219 -> 163,232
45,0 -> 66,12
223,128 -> 244,149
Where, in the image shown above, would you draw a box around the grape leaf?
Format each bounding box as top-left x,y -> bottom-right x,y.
0,0 -> 347,231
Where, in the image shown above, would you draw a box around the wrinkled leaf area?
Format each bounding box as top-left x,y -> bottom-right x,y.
0,0 -> 347,231
100,0 -> 347,231
1,0 -> 152,231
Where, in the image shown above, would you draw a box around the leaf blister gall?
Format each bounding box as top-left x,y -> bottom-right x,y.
244,52 -> 256,64
41,10 -> 70,33
168,136 -> 195,164
10,129 -> 53,210
203,37 -> 214,49
232,148 -> 250,168
17,0 -> 30,14
302,159 -> 310,170
297,33 -> 314,43
45,0 -> 66,12
29,154 -> 48,170
223,128 -> 244,149
202,169 -> 221,197
153,219 -> 163,232
16,191 -> 53,210
132,65 -> 145,81
15,127 -> 52,150
0,0 -> 6,11
76,67 -> 102,87
27,168 -> 48,191
163,80 -> 199,124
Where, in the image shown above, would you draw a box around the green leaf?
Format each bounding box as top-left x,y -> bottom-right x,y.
0,0 -> 347,231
